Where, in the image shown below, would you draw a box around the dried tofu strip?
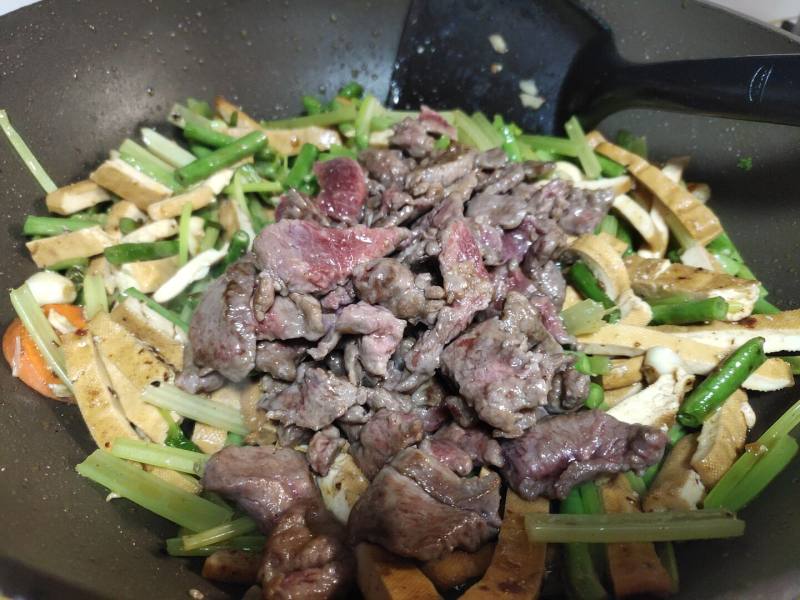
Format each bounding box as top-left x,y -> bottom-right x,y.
607,367 -> 694,429
612,194 -> 660,251
600,475 -> 675,598
569,233 -> 630,300
356,543 -> 442,600
643,435 -> 705,512
460,492 -> 548,600
587,131 -> 722,246
604,382 -> 644,408
576,323 -> 793,391
653,309 -> 800,353
420,544 -> 495,592
602,356 -> 645,390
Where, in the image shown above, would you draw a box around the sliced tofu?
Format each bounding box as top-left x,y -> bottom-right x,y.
654,309 -> 800,354
691,389 -> 750,488
617,289 -> 652,326
191,385 -> 242,455
152,247 -> 227,303
588,131 -> 722,246
681,243 -> 724,273
607,367 -> 694,429
569,233 -> 630,300
121,218 -> 178,243
602,356 -> 644,390
46,180 -> 111,215
356,543 -> 442,600
62,331 -> 139,450
420,544 -> 495,592
625,254 -> 759,321
643,434 -> 705,512
215,96 -> 342,156
640,194 -> 670,259
26,226 -> 115,268
317,452 -> 370,525
110,297 -> 186,369
460,492 -> 548,600
90,157 -> 172,209
218,198 -> 255,243
105,200 -> 147,231
116,257 -> 180,294
576,323 -> 793,391
146,185 -> 216,221
612,194 -> 659,252
605,382 -> 644,408
601,475 -> 675,598
573,174 -> 633,196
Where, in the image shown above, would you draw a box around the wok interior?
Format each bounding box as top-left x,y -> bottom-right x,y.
0,0 -> 799,598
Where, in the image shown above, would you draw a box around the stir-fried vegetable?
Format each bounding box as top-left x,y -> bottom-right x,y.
649,297 -> 729,325
180,516 -> 258,551
111,438 -> 208,476
165,535 -> 266,557
175,131 -> 267,186
567,261 -> 620,323
0,109 -> 57,193
142,384 -> 248,435
105,240 -> 180,265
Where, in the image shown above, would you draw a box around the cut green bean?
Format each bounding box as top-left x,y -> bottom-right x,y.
753,297 -> 780,315
338,81 -> 364,99
526,509 -> 744,543
224,230 -> 250,267
121,287 -> 188,332
596,214 -> 619,237
625,471 -> 648,496
23,216 -> 96,237
83,274 -> 108,319
302,95 -> 324,115
677,337 -> 766,428
493,115 -> 522,162
649,297 -> 729,325
175,131 -> 267,186
615,129 -> 648,159
567,261 -> 619,322
140,127 -> 196,168
260,103 -> 357,130
183,121 -> 272,162
105,240 -> 179,265
46,257 -> 89,272
111,438 -> 208,476
166,535 -> 265,557
168,103 -> 226,131
142,384 -> 248,435
560,489 -> 608,600
189,144 -> 214,158
587,355 -> 611,375
0,109 -> 57,193
778,355 -> 800,375
118,217 -> 140,236
585,383 -> 605,409
565,116 -> 601,179
76,450 -> 231,532
284,143 -> 318,189
186,98 -> 214,119
181,516 -> 258,551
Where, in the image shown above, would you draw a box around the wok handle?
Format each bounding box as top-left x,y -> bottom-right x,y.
581,54 -> 800,128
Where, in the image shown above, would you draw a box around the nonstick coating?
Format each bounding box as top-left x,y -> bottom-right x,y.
0,1 -> 798,598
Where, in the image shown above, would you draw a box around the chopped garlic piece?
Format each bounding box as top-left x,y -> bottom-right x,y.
488,33 -> 508,54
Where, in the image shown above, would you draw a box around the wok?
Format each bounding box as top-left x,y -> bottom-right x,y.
0,1 -> 799,598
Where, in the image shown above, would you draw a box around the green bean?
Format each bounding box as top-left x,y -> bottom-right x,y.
183,122 -> 272,161
118,217 -> 140,235
338,81 -> 364,99
23,216 -> 96,236
596,214 -> 618,237
677,337 -> 766,428
186,98 -> 214,118
753,297 -> 780,315
175,131 -> 267,186
260,102 -> 357,130
302,95 -> 324,115
615,129 -> 647,158
615,221 -> 634,255
284,143 -> 319,189
585,383 -> 605,409
189,144 -> 214,158
318,144 -> 357,162
104,240 -> 179,265
560,489 -> 608,600
493,115 -> 522,162
45,257 -> 89,272
225,230 -> 250,266
567,261 -> 619,323
649,297 -> 729,325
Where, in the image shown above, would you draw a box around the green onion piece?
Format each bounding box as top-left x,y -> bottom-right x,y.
525,509 -> 745,543
597,155 -> 626,177
76,450 -> 232,531
284,143 -> 319,189
585,383 -> 605,409
121,287 -> 188,332
565,116 -> 601,179
23,216 -> 96,237
753,297 -> 780,315
166,535 -> 265,557
560,489 -> 608,600
354,95 -> 382,149
338,81 -> 364,99
104,240 -> 179,265
178,202 -> 192,266
225,432 -> 246,447
181,516 -> 258,551
260,103 -> 357,130
142,384 -> 248,435
111,438 -> 208,476
9,284 -> 72,392
46,257 -> 89,272
649,297 -> 729,325
176,131 -> 267,186
587,355 -> 611,375
140,128 -> 195,167
615,129 -> 648,158
119,139 -> 182,191
318,144 -> 358,162
82,274 -> 108,319
560,299 -> 606,336
567,261 -> 619,322
677,337 -> 766,428
0,109 -> 57,193
434,135 -> 451,151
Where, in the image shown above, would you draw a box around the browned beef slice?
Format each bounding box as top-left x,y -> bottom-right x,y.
359,149 -> 412,188
275,189 -> 331,225
350,409 -> 424,479
255,340 -> 306,382
186,255 -> 258,382
307,427 -> 345,477
501,410 -> 667,500
419,438 -> 474,476
253,220 -> 407,295
202,446 -> 320,532
431,423 -> 504,469
255,294 -> 329,342
313,157 -> 367,225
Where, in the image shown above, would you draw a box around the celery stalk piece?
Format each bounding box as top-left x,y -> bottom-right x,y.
561,488 -> 608,600
560,299 -> 606,336
260,103 -> 358,130
354,95 -> 382,149
181,516 -> 258,550
452,110 -> 494,151
166,535 -> 266,557
119,139 -> 182,192
83,274 -> 109,320
142,384 -> 248,435
111,438 -> 209,476
23,216 -> 96,236
720,435 -> 798,512
140,127 -> 196,167
9,284 -> 72,392
76,450 -> 232,531
703,451 -> 759,509
756,397 -> 800,448
564,116 -> 601,179
0,109 -> 57,193
470,112 -> 503,148
526,509 -> 744,543
178,201 -> 192,266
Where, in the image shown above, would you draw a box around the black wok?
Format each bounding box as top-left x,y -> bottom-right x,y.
0,1 -> 798,598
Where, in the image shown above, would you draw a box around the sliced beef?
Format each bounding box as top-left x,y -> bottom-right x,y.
256,340 -> 306,382
275,189 -> 331,225
467,192 -> 529,229
320,284 -> 355,311
419,438 -> 474,476
277,424 -> 313,448
502,410 -> 668,500
185,255 -> 259,382
313,157 -> 367,225
347,451 -> 499,561
175,346 -> 226,393
359,149 -> 412,188
262,366 -> 365,431
350,409 -> 424,479
405,146 -> 477,197
527,178 -> 613,235
419,105 -> 457,139
255,294 -> 329,342
444,395 -> 478,428
431,423 -> 504,469
202,446 -> 320,532
260,502 -> 354,600
254,220 -> 407,295
307,427 -> 345,477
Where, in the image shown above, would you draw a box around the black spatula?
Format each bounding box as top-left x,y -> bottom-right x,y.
389,0 -> 800,133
